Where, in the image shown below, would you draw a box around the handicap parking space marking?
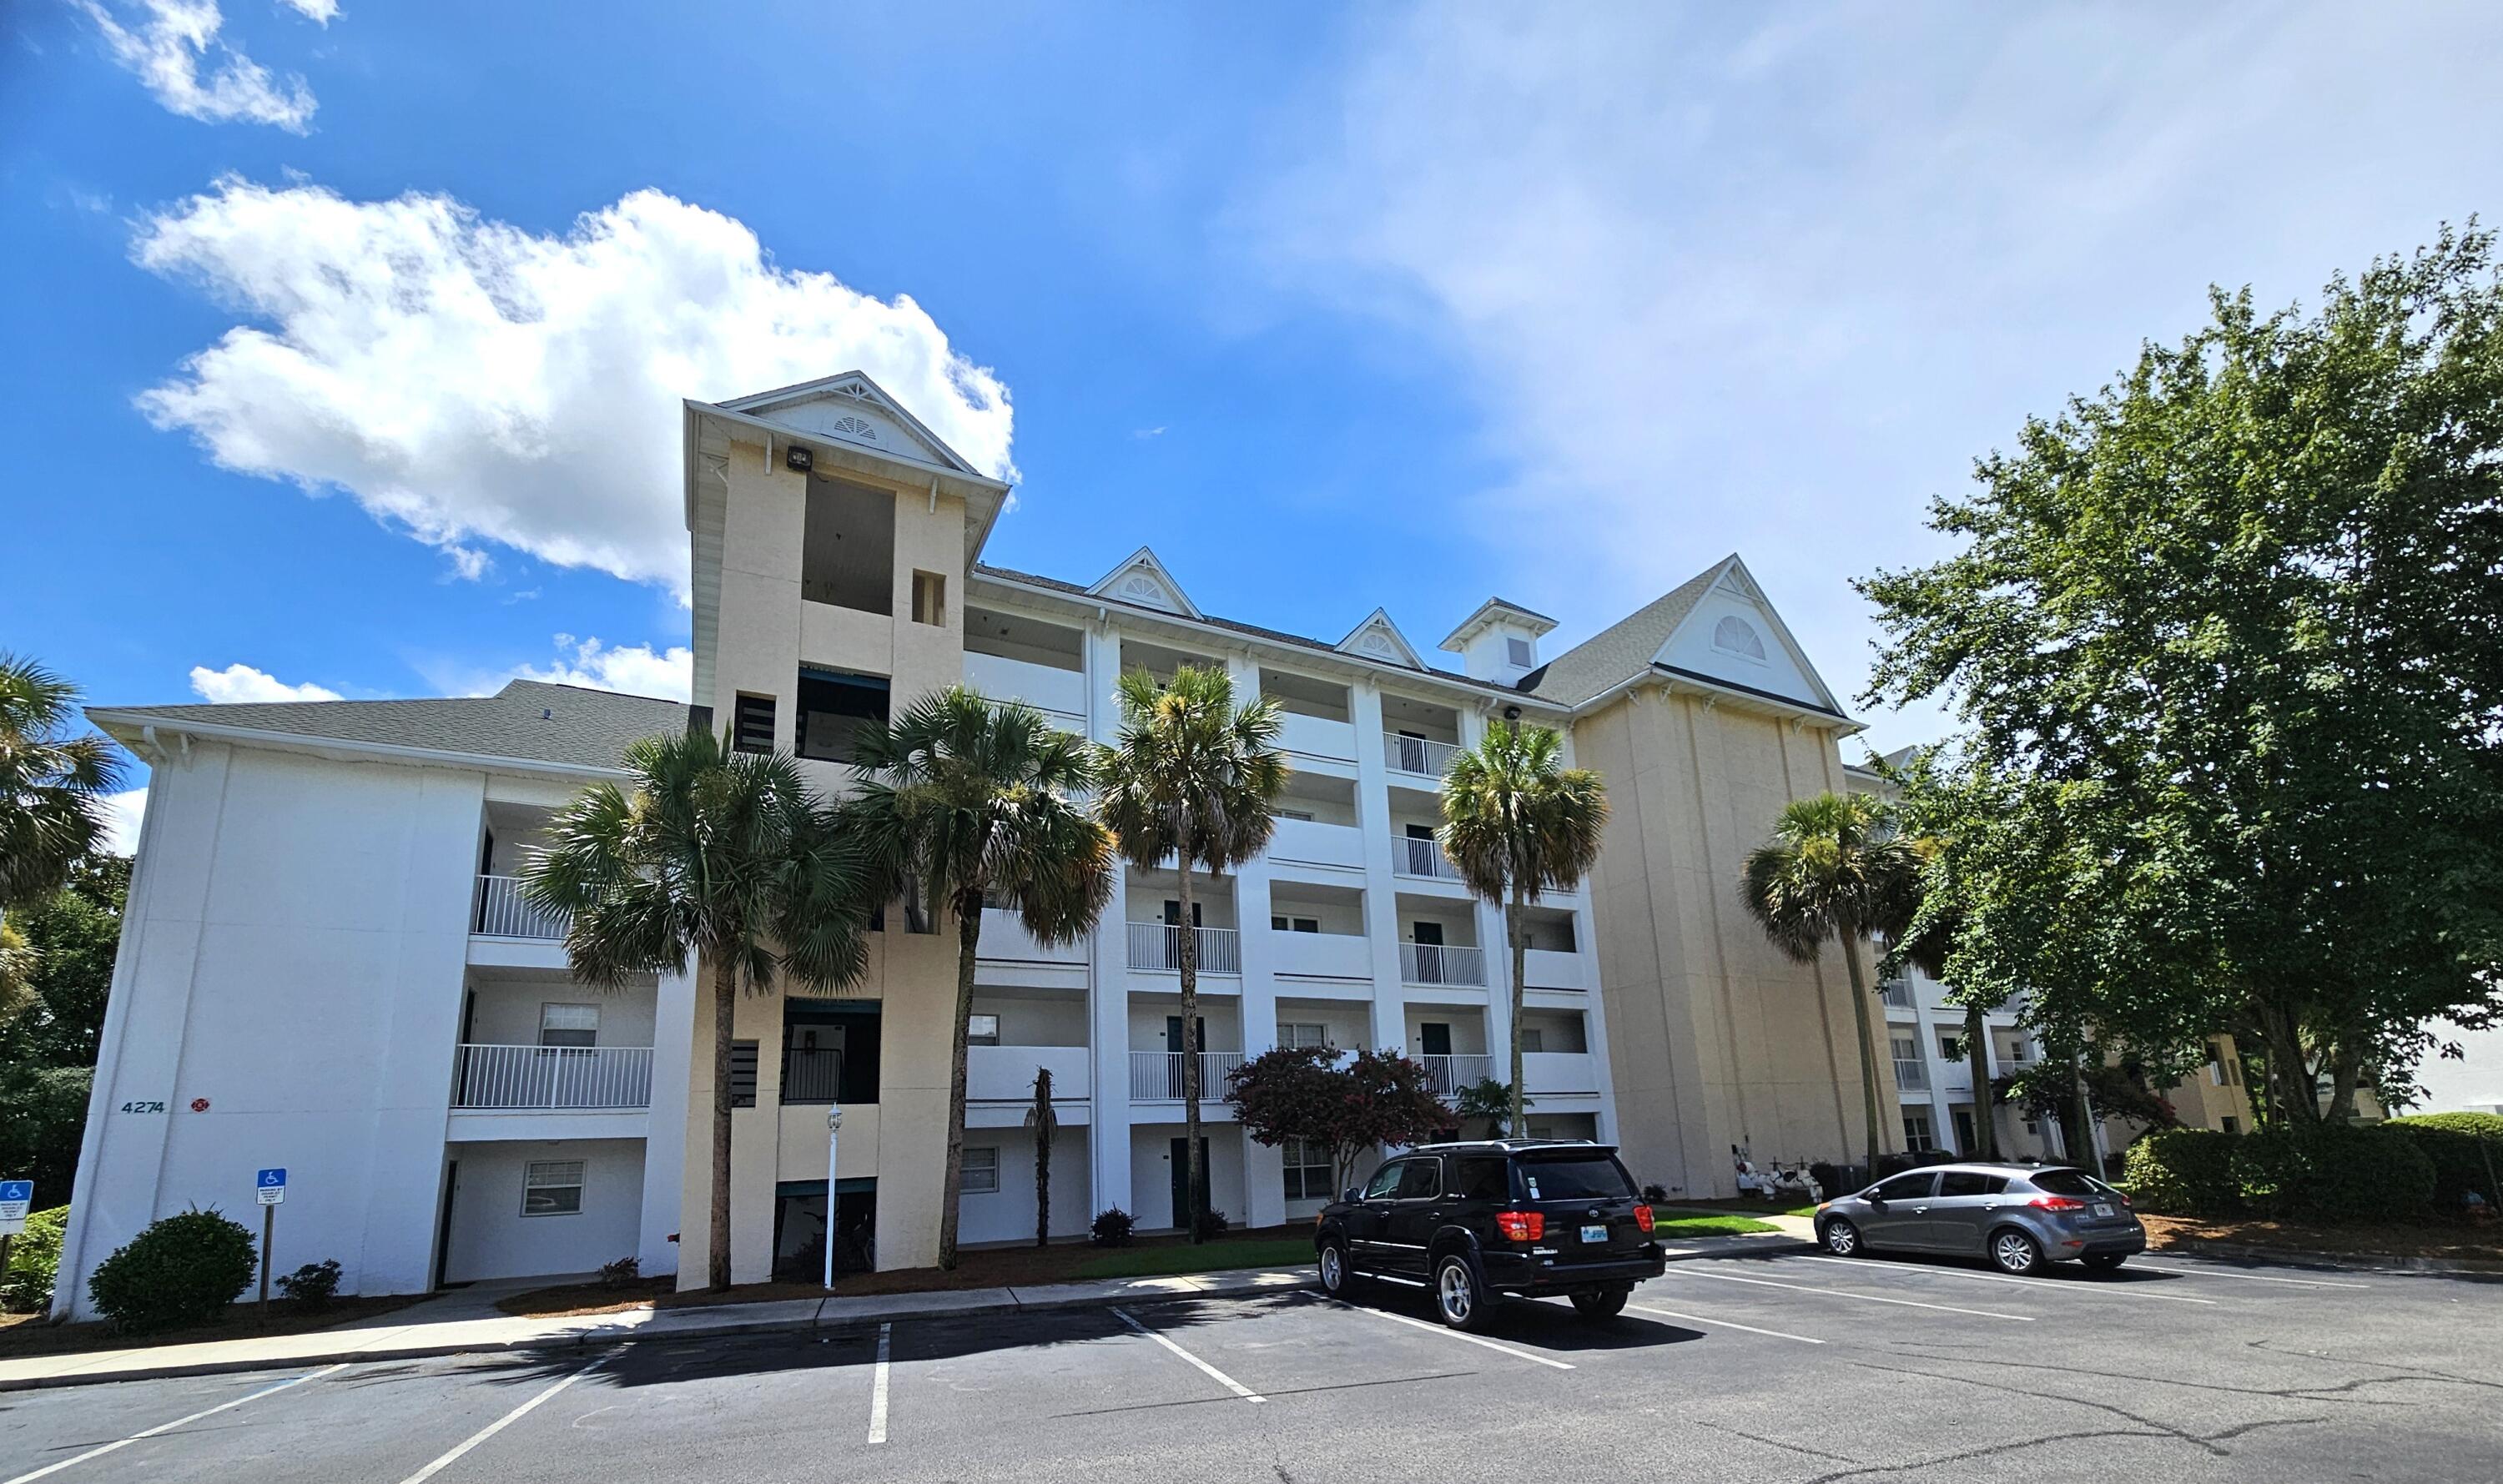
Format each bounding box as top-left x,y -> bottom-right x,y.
1323,1298 -> 1576,1370
2123,1260 -> 2373,1290
395,1348 -> 618,1484
3,1364 -> 351,1484
1626,1302 -> 1827,1346
1785,1254 -> 2221,1306
1111,1307 -> 1267,1403
1662,1268 -> 2036,1321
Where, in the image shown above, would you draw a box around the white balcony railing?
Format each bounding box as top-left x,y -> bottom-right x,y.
474,874 -> 569,939
1522,947 -> 1587,991
1420,1053 -> 1495,1096
453,1044 -> 652,1109
1894,1057 -> 1929,1091
967,1044 -> 1091,1103
1400,942 -> 1487,986
1126,921 -> 1242,975
1396,836 -> 1465,881
1128,1050 -> 1246,1102
1878,980 -> 1916,1009
1383,732 -> 1460,777
1522,1049 -> 1599,1094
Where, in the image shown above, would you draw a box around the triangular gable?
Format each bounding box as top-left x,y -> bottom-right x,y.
719,371 -> 978,476
1087,546 -> 1201,619
1651,556 -> 1846,714
1335,608 -> 1426,670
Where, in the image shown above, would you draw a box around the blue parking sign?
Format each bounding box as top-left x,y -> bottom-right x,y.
0,1181 -> 29,1204
0,1180 -> 31,1234
257,1168 -> 286,1205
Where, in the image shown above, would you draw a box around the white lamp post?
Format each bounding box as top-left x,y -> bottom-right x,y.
823,1106 -> 843,1290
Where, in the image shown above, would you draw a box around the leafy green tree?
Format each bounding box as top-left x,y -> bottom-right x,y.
521,728 -> 871,1290
1861,229 -> 2503,1122
0,853 -> 128,1200
0,654 -> 123,918
1440,721 -> 1608,1137
1453,1077 -> 1528,1140
848,686 -> 1113,1269
1740,791 -> 1922,1174
1099,666 -> 1287,1241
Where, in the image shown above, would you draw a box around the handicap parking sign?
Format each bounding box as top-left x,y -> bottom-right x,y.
257,1168 -> 286,1205
0,1180 -> 31,1235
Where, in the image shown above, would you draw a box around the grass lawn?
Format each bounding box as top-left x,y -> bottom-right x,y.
1649,1214 -> 1780,1238
1655,1198 -> 1819,1220
1074,1236 -> 1314,1280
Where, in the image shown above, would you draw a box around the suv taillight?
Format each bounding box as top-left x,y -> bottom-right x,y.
1634,1204 -> 1654,1234
1496,1210 -> 1544,1242
2029,1195 -> 2088,1212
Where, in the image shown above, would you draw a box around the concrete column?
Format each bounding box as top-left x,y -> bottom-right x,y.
1228,653 -> 1285,1227
638,965 -> 697,1274
1084,622 -> 1133,1220
1349,682 -> 1408,1055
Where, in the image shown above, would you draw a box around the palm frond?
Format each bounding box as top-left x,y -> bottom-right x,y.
0,653 -> 126,908
1438,720 -> 1609,907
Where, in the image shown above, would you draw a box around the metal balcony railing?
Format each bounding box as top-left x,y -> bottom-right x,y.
1125,922 -> 1242,974
1383,732 -> 1460,777
1399,942 -> 1487,986
1419,1053 -> 1494,1096
780,1046 -> 845,1104
1893,1057 -> 1930,1092
1878,979 -> 1915,1009
452,1044 -> 652,1109
1396,836 -> 1465,881
1128,1050 -> 1245,1101
474,874 -> 569,939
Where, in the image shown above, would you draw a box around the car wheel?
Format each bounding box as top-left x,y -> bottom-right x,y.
1569,1285 -> 1629,1321
1989,1228 -> 2043,1275
1433,1253 -> 1491,1332
1821,1217 -> 1862,1257
2081,1252 -> 2128,1272
1317,1238 -> 1357,1296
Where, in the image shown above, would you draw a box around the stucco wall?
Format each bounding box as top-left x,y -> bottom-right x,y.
441,1138 -> 647,1283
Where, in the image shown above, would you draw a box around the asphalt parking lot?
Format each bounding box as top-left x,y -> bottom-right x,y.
4,1248 -> 2495,1484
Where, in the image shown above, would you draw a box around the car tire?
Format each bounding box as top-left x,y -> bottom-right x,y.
1317,1237 -> 1357,1297
1433,1253 -> 1492,1332
1821,1218 -> 1863,1257
1569,1285 -> 1630,1321
2081,1252 -> 2128,1272
1988,1227 -> 2043,1275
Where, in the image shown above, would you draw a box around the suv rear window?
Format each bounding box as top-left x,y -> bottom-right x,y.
1515,1154 -> 1634,1202
1453,1157 -> 1511,1201
2027,1170 -> 2118,1198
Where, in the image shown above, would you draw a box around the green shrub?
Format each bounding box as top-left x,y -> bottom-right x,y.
274,1259 -> 342,1310
2122,1129 -> 2240,1217
2234,1124 -> 2435,1223
2,1205 -> 69,1313
87,1208 -> 258,1332
2385,1113 -> 2503,1209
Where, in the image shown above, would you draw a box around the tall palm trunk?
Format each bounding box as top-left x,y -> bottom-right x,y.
1032,1068 -> 1055,1249
708,955 -> 737,1290
1964,1000 -> 1996,1160
938,890 -> 983,1270
1835,929 -> 1882,1175
1507,882 -> 1528,1137
1176,858 -> 1204,1241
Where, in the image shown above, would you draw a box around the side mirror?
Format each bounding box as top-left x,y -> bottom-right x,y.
1865,1195 -> 1885,1208
1342,1187 -> 1362,1205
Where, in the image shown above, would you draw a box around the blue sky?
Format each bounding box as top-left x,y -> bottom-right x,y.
8,2 -> 2501,847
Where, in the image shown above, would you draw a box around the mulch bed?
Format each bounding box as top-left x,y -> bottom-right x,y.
0,1294 -> 427,1361
2140,1213 -> 2503,1265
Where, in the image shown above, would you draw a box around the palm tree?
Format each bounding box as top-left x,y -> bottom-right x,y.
1739,791 -> 1921,1176
521,727 -> 871,1290
1098,666 -> 1287,1242
1,654 -> 123,912
1440,721 -> 1608,1137
848,686 -> 1113,1270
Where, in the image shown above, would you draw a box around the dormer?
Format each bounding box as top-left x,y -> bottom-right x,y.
1438,597 -> 1559,685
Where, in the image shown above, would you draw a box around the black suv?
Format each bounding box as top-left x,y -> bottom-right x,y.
1314,1139 -> 1666,1331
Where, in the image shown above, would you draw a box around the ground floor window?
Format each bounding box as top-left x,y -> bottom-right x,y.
1282,1137 -> 1332,1200
773,1178 -> 876,1282
1902,1110 -> 1936,1153
522,1160 -> 585,1216
963,1147 -> 1000,1194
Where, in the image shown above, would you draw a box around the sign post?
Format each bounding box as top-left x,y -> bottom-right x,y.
823,1109 -> 841,1290
0,1180 -> 32,1287
255,1169 -> 286,1316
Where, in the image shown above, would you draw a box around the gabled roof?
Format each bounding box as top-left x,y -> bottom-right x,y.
1514,561 -> 1730,706
1438,596 -> 1560,653
714,370 -> 982,479
1086,546 -> 1201,620
1335,608 -> 1427,670
88,680 -> 687,774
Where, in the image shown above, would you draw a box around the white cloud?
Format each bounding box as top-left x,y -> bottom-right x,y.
130,180 -> 1018,600
187,662 -> 343,704
77,0 -> 317,132
513,636 -> 692,702
1248,2 -> 2503,748
99,788 -> 149,856
278,0 -> 338,22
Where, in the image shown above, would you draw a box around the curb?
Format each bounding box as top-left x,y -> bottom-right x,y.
2148,1237 -> 2503,1276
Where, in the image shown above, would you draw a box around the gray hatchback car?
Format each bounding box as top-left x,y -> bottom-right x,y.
1813,1163 -> 2145,1275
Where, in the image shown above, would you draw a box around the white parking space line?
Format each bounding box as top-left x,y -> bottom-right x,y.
1786,1255 -> 2220,1306
1327,1299 -> 1576,1370
1665,1270 -> 2035,1321
1111,1307 -> 1266,1402
397,1349 -> 617,1484
3,1363 -> 349,1484
1628,1302 -> 1827,1345
866,1323 -> 892,1445
2125,1260 -> 2372,1290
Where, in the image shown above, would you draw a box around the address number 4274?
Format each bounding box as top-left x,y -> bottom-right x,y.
118,1100 -> 168,1114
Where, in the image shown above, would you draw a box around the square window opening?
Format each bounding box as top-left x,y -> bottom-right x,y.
962,1147 -> 1000,1194
523,1160 -> 585,1216
796,667 -> 890,764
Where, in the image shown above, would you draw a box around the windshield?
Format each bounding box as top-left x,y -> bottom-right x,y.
2028,1170 -> 2119,1198
1516,1155 -> 1634,1203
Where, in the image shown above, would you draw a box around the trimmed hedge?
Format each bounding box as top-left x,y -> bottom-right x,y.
2122,1129 -> 2239,1216
2122,1124 -> 2435,1223
1,1205 -> 69,1313
88,1208 -> 259,1332
2384,1113 -> 2503,1210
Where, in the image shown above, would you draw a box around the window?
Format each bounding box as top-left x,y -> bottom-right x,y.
1505,636 -> 1533,667
729,1040 -> 759,1108
1711,615 -> 1767,662
1937,1171 -> 2007,1198
1939,1031 -> 1964,1061
1270,915 -> 1319,933
1361,1161 -> 1406,1200
539,1004 -> 597,1049
795,668 -> 889,763
733,693 -> 776,754
962,1147 -> 999,1194
2028,1170 -> 2122,1200
1280,1023 -> 1331,1049
1902,1109 -> 1936,1152
1161,899 -> 1202,927
1277,808 -> 1316,822
800,476 -> 894,614
1453,1156 -> 1511,1201
1394,1158 -> 1442,1200
1282,1137 -> 1333,1201
966,1014 -> 1000,1047
2220,1116 -> 2240,1134
1516,1154 -> 1634,1202
911,570 -> 946,626
523,1160 -> 585,1216
1870,1171 -> 1937,1201
1518,1028 -> 1547,1054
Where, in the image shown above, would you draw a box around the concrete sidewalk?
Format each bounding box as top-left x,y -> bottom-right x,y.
0,1226 -> 1814,1393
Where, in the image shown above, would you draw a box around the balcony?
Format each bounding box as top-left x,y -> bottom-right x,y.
1270,928 -> 1371,980
1522,948 -> 1587,992
1268,817 -> 1363,870
968,1044 -> 1091,1102
1879,980 -> 1916,1009
1278,711 -> 1357,761
964,651 -> 1088,721
1419,1053 -> 1494,1096
1940,1063 -> 1974,1096
1400,942 -> 1486,987
779,1044 -> 845,1104
1384,732 -> 1460,778
1894,1057 -> 1929,1092
1126,921 -> 1242,975
473,875 -> 567,939
452,1044 -> 652,1109
1522,1050 -> 1598,1094
979,907 -> 1087,965
1128,1050 -> 1245,1102
1396,836 -> 1465,882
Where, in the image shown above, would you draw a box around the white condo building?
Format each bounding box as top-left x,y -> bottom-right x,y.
58,372 -> 1902,1314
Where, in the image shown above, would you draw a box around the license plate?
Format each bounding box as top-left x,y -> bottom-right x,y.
2091,1203 -> 2113,1218
1580,1223 -> 1609,1244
